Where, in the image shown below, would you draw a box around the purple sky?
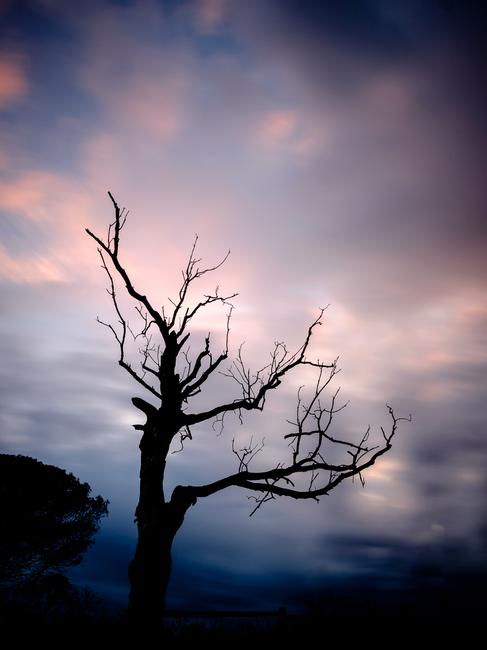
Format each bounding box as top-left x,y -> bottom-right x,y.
1,0 -> 486,609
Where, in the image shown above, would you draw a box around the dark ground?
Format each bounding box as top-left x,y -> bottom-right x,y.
1,569 -> 484,645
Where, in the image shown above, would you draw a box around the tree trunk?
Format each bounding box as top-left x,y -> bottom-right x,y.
127,503 -> 177,626
126,416 -> 193,629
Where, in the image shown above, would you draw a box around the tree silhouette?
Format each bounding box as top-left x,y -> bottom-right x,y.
86,193 -> 410,626
0,454 -> 108,587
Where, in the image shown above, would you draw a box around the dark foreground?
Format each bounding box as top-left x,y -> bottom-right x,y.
1,572 -> 484,645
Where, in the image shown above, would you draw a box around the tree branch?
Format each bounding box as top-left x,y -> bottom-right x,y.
87,195 -> 241,415
166,234 -> 237,336
95,248 -> 162,400
184,309 -> 332,426
86,192 -> 169,343
179,404 -> 410,511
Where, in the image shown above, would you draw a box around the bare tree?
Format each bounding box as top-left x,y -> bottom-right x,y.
86,193 -> 409,627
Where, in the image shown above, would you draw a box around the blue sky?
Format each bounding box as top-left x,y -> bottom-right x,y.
1,0 -> 486,610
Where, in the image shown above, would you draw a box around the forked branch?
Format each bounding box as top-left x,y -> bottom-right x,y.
86,193 -> 238,404
181,399 -> 410,513
95,249 -> 162,399
86,193 -> 169,343
184,309 -> 333,425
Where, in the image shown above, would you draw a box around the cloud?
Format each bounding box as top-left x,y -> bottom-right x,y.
256,109 -> 297,144
0,169 -> 103,286
194,0 -> 228,33
81,58 -> 188,141
0,54 -> 28,108
0,243 -> 64,284
71,1 -> 190,142
0,171 -> 65,222
221,0 -> 487,307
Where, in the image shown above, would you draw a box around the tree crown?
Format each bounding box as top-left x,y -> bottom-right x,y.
86,194 -> 410,513
0,454 -> 108,585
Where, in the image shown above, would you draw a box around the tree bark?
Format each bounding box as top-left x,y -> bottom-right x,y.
126,414 -> 193,628
127,503 -> 179,627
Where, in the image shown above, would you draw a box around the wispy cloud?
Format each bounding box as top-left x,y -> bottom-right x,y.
0,243 -> 64,284
0,53 -> 28,108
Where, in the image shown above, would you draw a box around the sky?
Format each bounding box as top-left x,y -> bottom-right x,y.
0,0 -> 486,611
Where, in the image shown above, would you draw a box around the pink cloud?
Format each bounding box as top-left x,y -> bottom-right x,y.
0,243 -> 65,284
0,149 -> 9,170
253,109 -> 325,159
0,171 -> 59,221
122,77 -> 185,139
0,170 -> 101,285
365,74 -> 415,115
0,54 -> 28,108
256,109 -> 297,144
74,5 -> 190,141
194,0 -> 227,32
81,66 -> 187,141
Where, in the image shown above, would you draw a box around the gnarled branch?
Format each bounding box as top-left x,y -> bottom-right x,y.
180,402 -> 410,513
184,309 -> 333,426
86,192 -> 169,343
87,193 -> 238,417
94,248 -> 162,399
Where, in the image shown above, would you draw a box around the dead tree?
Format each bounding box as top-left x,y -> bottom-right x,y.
86,193 -> 409,627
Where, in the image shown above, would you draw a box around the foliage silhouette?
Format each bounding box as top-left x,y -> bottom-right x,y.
86,193 -> 410,627
0,454 -> 108,587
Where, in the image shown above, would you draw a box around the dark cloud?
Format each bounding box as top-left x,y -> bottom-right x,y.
222,0 -> 487,312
